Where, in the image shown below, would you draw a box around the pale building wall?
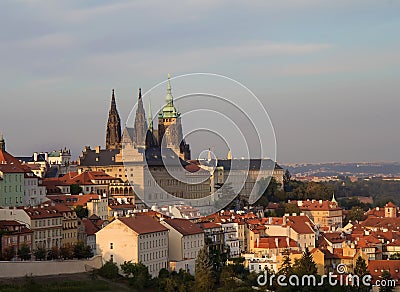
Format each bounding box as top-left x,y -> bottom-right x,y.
87,197 -> 108,220
0,256 -> 102,278
24,175 -> 46,206
161,222 -> 182,261
96,219 -> 138,265
96,219 -> 168,277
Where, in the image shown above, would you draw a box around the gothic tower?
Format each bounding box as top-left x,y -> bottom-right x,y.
0,133 -> 5,152
158,74 -> 191,160
133,88 -> 148,148
106,89 -> 122,150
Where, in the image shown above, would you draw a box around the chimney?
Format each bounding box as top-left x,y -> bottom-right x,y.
95,146 -> 101,154
319,200 -> 323,205
44,152 -> 48,161
275,238 -> 279,248
286,237 -> 290,248
33,152 -> 38,162
298,200 -> 303,207
256,237 -> 259,248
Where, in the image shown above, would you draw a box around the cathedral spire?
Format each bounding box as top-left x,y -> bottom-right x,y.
0,133 -> 5,152
133,88 -> 148,148
148,98 -> 153,131
111,89 -> 116,107
106,89 -> 122,150
166,73 -> 173,106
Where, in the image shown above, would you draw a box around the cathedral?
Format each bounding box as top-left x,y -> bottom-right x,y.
79,75 -> 283,212
105,75 -> 191,160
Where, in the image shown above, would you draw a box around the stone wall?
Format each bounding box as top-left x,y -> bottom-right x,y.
0,255 -> 102,278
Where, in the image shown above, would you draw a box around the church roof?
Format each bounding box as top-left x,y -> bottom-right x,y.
78,148 -> 120,166
144,147 -> 188,167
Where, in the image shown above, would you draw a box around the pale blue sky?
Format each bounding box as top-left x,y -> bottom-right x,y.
0,0 -> 399,163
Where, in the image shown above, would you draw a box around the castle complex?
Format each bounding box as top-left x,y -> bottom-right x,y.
80,75 -> 283,212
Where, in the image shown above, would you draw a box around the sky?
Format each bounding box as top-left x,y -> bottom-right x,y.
0,0 -> 399,163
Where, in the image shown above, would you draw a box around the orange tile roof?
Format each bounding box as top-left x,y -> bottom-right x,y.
163,218 -> 204,236
285,215 -> 314,234
367,260 -> 400,282
197,222 -> 221,230
82,218 -> 100,236
119,216 -> 168,235
255,236 -> 298,249
47,194 -> 101,207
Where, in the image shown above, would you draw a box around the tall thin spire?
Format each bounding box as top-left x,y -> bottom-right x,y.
331,192 -> 337,204
166,73 -> 173,106
133,88 -> 148,148
148,98 -> 153,131
0,133 -> 5,152
106,89 -> 122,149
111,89 -> 116,106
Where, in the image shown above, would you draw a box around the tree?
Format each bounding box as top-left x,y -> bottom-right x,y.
60,245 -> 74,259
33,246 -> 46,261
278,253 -> 293,277
3,246 -> 15,261
379,270 -> 394,292
346,207 -> 366,223
18,244 -> 31,261
293,247 -> 317,276
98,260 -> 119,280
47,246 -> 61,260
283,169 -> 292,192
284,203 -> 300,215
70,184 -> 83,195
195,246 -> 216,292
120,261 -> 152,289
74,241 -> 93,259
74,205 -> 88,219
354,256 -> 368,277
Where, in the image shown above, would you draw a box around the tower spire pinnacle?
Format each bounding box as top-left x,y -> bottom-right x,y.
106,89 -> 122,149
0,133 -> 4,152
166,73 -> 173,106
148,98 -> 153,131
138,88 -> 142,100
111,89 -> 116,107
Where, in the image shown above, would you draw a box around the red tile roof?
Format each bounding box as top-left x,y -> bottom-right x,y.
197,222 -> 221,230
284,215 -> 314,234
60,171 -> 119,185
119,216 -> 168,235
47,194 -> 101,207
387,239 -> 400,247
21,205 -> 64,219
367,260 -> 400,282
82,218 -> 100,236
291,199 -> 342,211
163,218 -> 204,236
255,236 -> 298,249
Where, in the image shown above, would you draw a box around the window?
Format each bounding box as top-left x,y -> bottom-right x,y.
110,243 -> 113,249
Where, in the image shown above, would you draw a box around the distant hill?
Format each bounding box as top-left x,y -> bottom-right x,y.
281,162 -> 400,177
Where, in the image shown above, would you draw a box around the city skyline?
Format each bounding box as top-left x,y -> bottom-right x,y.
1,1 -> 399,163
